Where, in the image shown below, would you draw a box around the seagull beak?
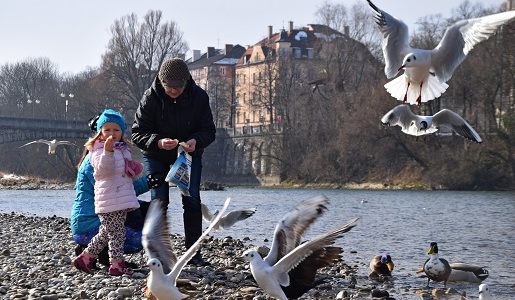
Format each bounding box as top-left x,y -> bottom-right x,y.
398,65 -> 405,71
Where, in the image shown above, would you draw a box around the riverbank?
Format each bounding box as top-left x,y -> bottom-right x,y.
0,213 -> 475,299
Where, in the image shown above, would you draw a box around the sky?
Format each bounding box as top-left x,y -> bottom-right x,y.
0,0 -> 507,75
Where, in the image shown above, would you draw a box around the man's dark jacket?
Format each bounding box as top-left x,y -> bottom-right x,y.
132,76 -> 216,165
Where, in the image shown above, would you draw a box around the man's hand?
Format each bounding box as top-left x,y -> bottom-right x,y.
179,139 -> 196,153
158,138 -> 179,150
104,136 -> 115,152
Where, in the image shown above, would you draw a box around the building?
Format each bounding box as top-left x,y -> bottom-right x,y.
234,22 -> 345,132
187,44 -> 246,128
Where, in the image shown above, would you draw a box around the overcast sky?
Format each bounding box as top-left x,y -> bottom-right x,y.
0,0 -> 506,74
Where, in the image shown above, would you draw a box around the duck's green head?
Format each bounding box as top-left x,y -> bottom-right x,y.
380,254 -> 394,271
427,242 -> 438,255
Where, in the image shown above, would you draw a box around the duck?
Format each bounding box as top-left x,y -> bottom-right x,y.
448,263 -> 489,283
369,253 -> 394,277
423,242 -> 451,287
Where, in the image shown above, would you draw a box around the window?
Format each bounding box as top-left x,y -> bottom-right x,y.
221,67 -> 226,75
252,73 -> 256,83
307,48 -> 314,59
292,47 -> 301,58
253,111 -> 256,122
243,93 -> 246,104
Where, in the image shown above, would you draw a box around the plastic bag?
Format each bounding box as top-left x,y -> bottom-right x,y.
165,146 -> 192,196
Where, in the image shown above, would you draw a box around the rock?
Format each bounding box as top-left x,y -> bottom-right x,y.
371,289 -> 389,298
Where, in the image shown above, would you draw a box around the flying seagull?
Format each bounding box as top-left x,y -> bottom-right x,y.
367,0 -> 515,105
142,197 -> 231,300
242,195 -> 358,300
381,104 -> 482,143
200,202 -> 256,230
19,139 -> 78,154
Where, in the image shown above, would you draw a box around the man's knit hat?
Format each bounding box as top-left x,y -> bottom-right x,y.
96,109 -> 126,135
158,58 -> 190,88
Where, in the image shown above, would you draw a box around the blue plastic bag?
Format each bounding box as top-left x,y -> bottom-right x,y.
165,146 -> 192,196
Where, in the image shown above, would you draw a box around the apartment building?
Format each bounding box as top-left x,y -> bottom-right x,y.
188,44 -> 246,128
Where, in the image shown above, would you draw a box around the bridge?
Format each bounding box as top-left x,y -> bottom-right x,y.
0,116 -> 283,185
0,117 -> 90,144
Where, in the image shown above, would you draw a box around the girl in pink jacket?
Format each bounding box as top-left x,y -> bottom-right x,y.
73,109 -> 142,276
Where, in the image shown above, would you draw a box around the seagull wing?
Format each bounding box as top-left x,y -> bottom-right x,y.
19,139 -> 51,148
219,208 -> 257,229
432,10 -> 515,82
432,109 -> 482,143
142,199 -> 178,274
264,195 -> 329,265
200,203 -> 215,222
168,197 -> 231,283
55,141 -> 78,147
381,104 -> 417,131
450,263 -> 488,272
272,218 -> 359,275
367,0 -> 411,79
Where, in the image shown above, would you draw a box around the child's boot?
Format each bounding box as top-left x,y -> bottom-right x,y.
73,251 -> 95,274
109,260 -> 134,276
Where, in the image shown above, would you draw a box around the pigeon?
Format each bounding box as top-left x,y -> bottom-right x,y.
19,139 -> 77,155
381,104 -> 482,143
479,283 -> 491,300
200,202 -> 256,230
142,197 -> 230,300
423,242 -> 452,288
242,195 -> 358,300
367,0 -> 515,105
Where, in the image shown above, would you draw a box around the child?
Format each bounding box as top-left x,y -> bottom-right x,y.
73,109 -> 142,276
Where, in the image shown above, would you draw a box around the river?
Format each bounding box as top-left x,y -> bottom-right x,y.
0,187 -> 513,299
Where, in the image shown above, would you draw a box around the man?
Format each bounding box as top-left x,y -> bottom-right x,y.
132,58 -> 216,266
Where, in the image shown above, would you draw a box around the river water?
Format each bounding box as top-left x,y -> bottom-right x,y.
0,188 -> 513,299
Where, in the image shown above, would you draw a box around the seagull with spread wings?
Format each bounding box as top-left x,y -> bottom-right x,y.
381,104 -> 482,143
242,195 -> 358,300
367,0 -> 515,105
142,197 -> 231,300
200,202 -> 256,230
19,139 -> 77,155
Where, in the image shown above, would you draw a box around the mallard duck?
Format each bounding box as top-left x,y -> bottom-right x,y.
423,242 -> 451,287
448,263 -> 489,283
369,253 -> 394,277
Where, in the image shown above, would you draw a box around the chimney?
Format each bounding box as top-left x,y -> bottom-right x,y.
288,21 -> 293,33
225,44 -> 233,55
344,26 -> 350,36
508,0 -> 513,10
268,25 -> 273,40
207,47 -> 216,58
192,50 -> 201,62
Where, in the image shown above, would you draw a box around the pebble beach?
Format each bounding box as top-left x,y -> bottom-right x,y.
0,213 -> 475,300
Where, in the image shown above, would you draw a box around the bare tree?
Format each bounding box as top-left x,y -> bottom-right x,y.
0,58 -> 60,119
101,10 -> 188,113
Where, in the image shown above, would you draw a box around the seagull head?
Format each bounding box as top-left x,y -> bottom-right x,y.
479,283 -> 489,296
242,248 -> 260,262
399,53 -> 422,71
420,121 -> 428,130
147,258 -> 164,273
